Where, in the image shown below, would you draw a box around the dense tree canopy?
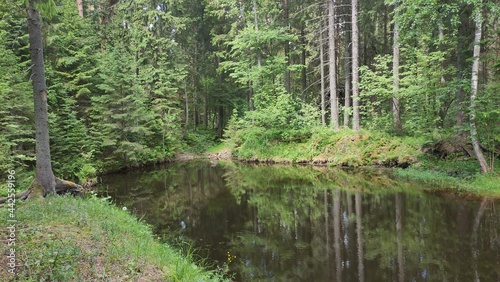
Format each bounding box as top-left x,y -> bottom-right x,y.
0,0 -> 499,179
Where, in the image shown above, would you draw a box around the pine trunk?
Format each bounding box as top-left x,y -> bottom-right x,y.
320,21 -> 327,126
283,0 -> 291,93
328,0 -> 339,130
343,12 -> 351,128
28,0 -> 56,194
392,12 -> 402,133
469,7 -> 490,173
351,0 -> 360,131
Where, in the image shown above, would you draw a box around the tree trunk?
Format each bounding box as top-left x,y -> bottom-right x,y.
217,106 -> 224,138
351,0 -> 360,131
184,80 -> 189,130
301,25 -> 307,94
76,0 -> 84,17
469,6 -> 490,173
253,0 -> 261,69
204,91 -> 208,127
392,8 -> 402,133
283,0 -> 291,93
328,0 -> 339,130
344,14 -> 351,128
456,4 -> 470,138
320,21 -> 327,126
28,0 -> 56,195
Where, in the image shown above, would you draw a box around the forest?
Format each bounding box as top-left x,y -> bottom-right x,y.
1,0 -> 500,280
1,0 -> 499,188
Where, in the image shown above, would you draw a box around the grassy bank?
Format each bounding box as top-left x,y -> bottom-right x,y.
227,127 -> 423,167
208,127 -> 500,197
394,158 -> 500,197
0,195 -> 227,281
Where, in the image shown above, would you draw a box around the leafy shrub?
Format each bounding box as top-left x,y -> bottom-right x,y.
184,129 -> 219,153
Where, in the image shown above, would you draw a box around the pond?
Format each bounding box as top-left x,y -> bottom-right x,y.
98,160 -> 500,281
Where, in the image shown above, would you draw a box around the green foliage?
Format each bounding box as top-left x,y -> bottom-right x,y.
476,81 -> 500,167
183,129 -> 219,153
0,3 -> 34,173
1,0 -> 499,185
359,55 -> 394,131
466,173 -> 500,194
360,48 -> 459,135
74,150 -> 97,182
394,159 -> 500,196
225,93 -> 320,159
217,3 -> 301,109
226,115 -> 423,167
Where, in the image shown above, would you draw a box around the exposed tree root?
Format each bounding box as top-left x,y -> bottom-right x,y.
422,138 -> 475,159
0,178 -> 83,204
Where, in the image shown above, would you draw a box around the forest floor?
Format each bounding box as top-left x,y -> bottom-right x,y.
0,195 -> 228,281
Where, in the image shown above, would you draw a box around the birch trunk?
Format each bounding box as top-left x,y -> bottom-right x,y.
470,6 -> 490,173
76,0 -> 84,17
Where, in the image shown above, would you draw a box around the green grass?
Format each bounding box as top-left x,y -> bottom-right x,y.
394,157 -> 500,197
222,126 -> 500,197
465,173 -> 500,195
204,142 -> 227,154
0,195 -> 229,281
394,167 -> 461,187
227,127 -> 423,167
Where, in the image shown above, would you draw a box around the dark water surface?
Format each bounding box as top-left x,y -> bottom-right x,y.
98,161 -> 500,281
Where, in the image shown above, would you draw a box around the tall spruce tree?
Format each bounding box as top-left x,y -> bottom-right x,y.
27,0 -> 56,193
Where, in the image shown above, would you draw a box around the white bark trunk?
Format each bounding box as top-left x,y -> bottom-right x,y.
76,0 -> 84,17
470,6 -> 490,173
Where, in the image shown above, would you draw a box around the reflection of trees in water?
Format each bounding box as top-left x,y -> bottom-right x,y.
100,162 -> 500,281
224,165 -> 395,281
99,161 -> 230,236
363,192 -> 500,281
225,165 -> 500,281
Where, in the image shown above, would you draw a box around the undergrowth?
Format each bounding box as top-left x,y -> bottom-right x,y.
226,126 -> 423,167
